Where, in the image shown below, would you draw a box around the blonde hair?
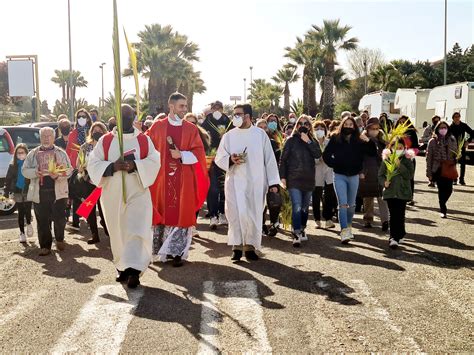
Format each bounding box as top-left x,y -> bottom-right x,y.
86,121 -> 107,144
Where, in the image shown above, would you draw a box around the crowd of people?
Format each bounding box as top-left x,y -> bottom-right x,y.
3,92 -> 472,288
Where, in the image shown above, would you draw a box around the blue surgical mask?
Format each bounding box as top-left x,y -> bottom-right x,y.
268,121 -> 278,132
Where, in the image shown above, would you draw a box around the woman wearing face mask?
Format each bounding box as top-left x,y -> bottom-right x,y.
323,116 -> 375,243
312,121 -> 337,229
422,115 -> 441,186
4,144 -> 33,243
426,121 -> 458,218
378,138 -> 415,249
74,122 -> 109,244
395,115 -> 419,206
358,117 -> 389,231
66,109 -> 92,231
280,115 -> 322,247
55,116 -> 71,150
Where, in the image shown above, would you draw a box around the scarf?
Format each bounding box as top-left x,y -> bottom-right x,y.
77,124 -> 89,145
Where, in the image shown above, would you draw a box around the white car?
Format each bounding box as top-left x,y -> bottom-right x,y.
0,128 -> 16,215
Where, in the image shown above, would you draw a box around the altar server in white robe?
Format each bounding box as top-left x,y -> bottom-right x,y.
88,104 -> 161,288
215,103 -> 280,261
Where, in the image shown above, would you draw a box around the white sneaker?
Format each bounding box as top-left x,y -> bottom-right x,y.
348,224 -> 355,239
389,238 -> 399,249
292,233 -> 301,247
325,220 -> 335,229
340,228 -> 351,244
19,233 -> 27,243
209,217 -> 218,230
218,214 -> 228,226
315,220 -> 322,229
191,226 -> 199,237
26,224 -> 33,238
300,231 -> 308,241
398,238 -> 405,244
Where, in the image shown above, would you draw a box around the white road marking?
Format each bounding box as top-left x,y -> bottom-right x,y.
51,284 -> 144,354
350,279 -> 422,352
198,280 -> 272,354
0,290 -> 47,326
426,280 -> 474,323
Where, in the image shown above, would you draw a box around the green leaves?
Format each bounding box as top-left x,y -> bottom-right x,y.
124,29 -> 140,120
112,0 -> 126,203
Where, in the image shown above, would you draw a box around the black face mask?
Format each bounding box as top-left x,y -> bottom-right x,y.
298,126 -> 309,134
108,123 -> 116,131
60,127 -> 70,136
341,127 -> 354,136
433,121 -> 439,127
92,132 -> 103,141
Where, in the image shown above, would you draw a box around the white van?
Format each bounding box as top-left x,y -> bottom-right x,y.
395,88 -> 434,129
358,91 -> 401,122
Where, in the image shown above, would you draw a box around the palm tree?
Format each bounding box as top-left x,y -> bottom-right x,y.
51,69 -> 88,102
248,79 -> 283,115
285,37 -> 320,116
128,24 -> 200,114
307,19 -> 358,118
370,64 -> 399,91
272,65 -> 300,115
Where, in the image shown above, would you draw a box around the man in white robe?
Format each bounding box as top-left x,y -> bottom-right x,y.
215,104 -> 280,261
88,104 -> 161,288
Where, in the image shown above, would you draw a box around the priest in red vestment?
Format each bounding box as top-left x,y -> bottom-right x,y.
146,92 -> 209,267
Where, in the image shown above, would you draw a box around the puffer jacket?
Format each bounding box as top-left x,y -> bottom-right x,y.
4,163 -> 30,196
315,138 -> 333,187
378,156 -> 415,201
426,134 -> 457,179
280,134 -> 321,191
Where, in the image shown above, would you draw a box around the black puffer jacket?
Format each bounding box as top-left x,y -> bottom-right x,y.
279,134 -> 321,191
358,134 -> 385,198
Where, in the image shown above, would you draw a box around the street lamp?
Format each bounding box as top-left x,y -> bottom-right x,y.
67,0 -> 74,122
443,0 -> 447,85
244,78 -> 247,103
99,63 -> 106,118
249,66 -> 253,102
363,59 -> 368,94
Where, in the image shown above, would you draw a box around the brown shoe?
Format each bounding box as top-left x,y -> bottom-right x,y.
39,248 -> 51,256
56,241 -> 66,251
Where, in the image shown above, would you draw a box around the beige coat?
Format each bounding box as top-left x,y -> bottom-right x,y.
22,145 -> 72,203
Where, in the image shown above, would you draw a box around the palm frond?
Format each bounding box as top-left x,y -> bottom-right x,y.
124,28 -> 140,119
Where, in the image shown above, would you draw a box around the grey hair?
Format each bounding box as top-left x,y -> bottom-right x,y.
39,127 -> 55,137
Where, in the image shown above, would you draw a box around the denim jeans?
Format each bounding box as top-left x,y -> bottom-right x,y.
207,163 -> 225,218
288,188 -> 312,233
334,173 -> 359,229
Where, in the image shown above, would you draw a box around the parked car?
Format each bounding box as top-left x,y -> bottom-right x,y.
0,128 -> 16,215
2,126 -> 41,150
20,121 -> 59,136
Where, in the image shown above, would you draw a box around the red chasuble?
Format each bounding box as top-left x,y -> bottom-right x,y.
146,118 -> 209,227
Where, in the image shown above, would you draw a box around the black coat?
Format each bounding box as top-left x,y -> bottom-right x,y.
201,113 -> 232,150
4,163 -> 30,195
323,135 -> 376,176
358,136 -> 385,198
280,134 -> 321,191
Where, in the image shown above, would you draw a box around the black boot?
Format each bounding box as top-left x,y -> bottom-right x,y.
87,234 -> 100,244
245,250 -> 259,261
231,250 -> 242,261
126,268 -> 141,288
172,255 -> 184,267
115,269 -> 128,283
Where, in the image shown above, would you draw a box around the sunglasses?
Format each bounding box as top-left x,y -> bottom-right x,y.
297,122 -> 310,127
78,115 -> 87,119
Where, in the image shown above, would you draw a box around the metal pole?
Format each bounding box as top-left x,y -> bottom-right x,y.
249,66 -> 253,103
34,56 -> 40,122
443,0 -> 447,85
100,63 -> 105,119
244,78 -> 247,103
363,59 -> 368,94
68,0 -> 74,122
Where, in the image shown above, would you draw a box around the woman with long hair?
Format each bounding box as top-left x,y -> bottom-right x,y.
312,120 -> 337,229
3,144 -> 33,242
323,116 -> 375,243
280,115 -> 321,247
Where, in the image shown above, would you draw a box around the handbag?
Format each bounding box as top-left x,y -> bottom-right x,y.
266,190 -> 282,209
440,143 -> 458,180
440,160 -> 458,180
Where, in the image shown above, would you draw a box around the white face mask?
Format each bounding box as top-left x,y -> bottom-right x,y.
396,149 -> 405,156
77,118 -> 87,127
315,129 -> 325,139
232,115 -> 243,128
213,111 -> 222,120
16,153 -> 26,161
289,118 -> 296,124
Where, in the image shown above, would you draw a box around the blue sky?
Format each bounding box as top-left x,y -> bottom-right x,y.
1,0 -> 472,115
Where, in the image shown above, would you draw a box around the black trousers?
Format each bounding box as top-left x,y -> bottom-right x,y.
459,146 -> 467,182
207,163 -> 225,218
435,174 -> 453,214
312,183 -> 337,221
86,200 -> 108,238
33,190 -> 67,249
410,158 -> 416,199
17,201 -> 32,233
386,198 -> 407,241
263,204 -> 281,226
